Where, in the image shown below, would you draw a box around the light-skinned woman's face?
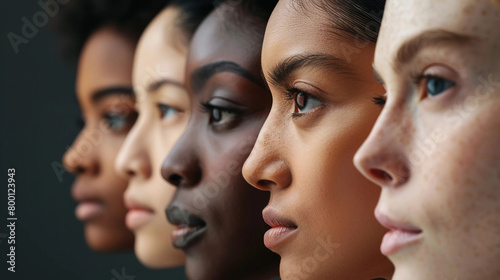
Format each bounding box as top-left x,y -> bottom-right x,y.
62,27 -> 136,252
115,7 -> 188,268
354,0 -> 500,279
242,1 -> 393,279
161,5 -> 279,280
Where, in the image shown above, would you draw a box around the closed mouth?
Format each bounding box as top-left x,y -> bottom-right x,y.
262,207 -> 298,249
166,205 -> 207,249
375,210 -> 423,255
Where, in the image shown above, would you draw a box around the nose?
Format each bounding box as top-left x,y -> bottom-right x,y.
115,116 -> 151,180
62,127 -> 100,176
242,112 -> 292,191
161,125 -> 202,188
354,103 -> 411,188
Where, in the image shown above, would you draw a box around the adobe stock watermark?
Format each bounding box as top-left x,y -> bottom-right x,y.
7,0 -> 72,54
189,135 -> 257,214
283,235 -> 341,280
110,267 -> 135,280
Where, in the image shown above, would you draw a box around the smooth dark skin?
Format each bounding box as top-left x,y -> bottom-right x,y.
161,5 -> 279,280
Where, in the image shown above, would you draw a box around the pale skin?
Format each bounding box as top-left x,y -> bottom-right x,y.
354,0 -> 500,279
242,0 -> 393,279
115,7 -> 188,268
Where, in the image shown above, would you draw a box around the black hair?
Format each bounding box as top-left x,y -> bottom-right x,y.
214,0 -> 279,41
170,0 -> 216,42
53,0 -> 167,59
53,0 -> 215,60
294,0 -> 386,43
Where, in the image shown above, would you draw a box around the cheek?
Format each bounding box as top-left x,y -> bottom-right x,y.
417,101 -> 500,243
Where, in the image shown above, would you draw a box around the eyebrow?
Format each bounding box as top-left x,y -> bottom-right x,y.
146,78 -> 185,93
190,61 -> 262,93
267,53 -> 354,87
91,86 -> 134,103
394,29 -> 475,70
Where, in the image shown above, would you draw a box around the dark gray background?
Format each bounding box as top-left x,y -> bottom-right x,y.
0,1 -> 187,279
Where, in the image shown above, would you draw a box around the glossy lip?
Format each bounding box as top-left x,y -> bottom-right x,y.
375,209 -> 423,256
262,207 -> 298,250
124,197 -> 155,230
165,204 -> 207,249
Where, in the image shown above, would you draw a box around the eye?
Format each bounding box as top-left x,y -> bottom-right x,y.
200,102 -> 240,128
103,111 -> 137,133
158,104 -> 181,120
285,87 -> 323,116
424,76 -> 455,97
208,107 -> 237,126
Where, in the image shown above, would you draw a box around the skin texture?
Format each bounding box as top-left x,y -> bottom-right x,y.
63,27 -> 136,252
115,7 -> 187,268
242,1 -> 394,279
354,0 -> 500,279
161,5 -> 280,280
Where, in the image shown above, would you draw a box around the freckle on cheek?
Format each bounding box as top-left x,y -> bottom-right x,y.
463,5 -> 475,15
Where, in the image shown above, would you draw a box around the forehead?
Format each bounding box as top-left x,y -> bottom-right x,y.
134,7 -> 185,87
263,0 -> 345,70
375,0 -> 500,69
188,6 -> 263,70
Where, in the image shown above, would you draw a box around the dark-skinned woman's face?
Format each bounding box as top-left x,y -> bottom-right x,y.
161,5 -> 279,280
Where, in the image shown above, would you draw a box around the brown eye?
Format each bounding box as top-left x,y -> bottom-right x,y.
295,92 -> 306,110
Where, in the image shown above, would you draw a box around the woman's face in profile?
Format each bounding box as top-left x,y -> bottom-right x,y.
62,27 -> 136,251
161,5 -> 279,280
242,1 -> 393,279
354,0 -> 500,279
114,7 -> 188,268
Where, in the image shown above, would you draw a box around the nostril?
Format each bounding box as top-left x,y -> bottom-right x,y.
370,169 -> 393,182
168,174 -> 183,187
257,179 -> 275,189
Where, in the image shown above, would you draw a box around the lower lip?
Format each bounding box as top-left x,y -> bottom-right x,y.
380,229 -> 422,255
171,226 -> 206,249
264,226 -> 297,249
126,209 -> 154,230
75,202 -> 104,221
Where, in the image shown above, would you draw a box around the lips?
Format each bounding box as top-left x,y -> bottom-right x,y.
166,205 -> 207,249
262,207 -> 298,250
72,182 -> 105,221
75,200 -> 105,221
124,197 -> 155,230
375,210 -> 423,255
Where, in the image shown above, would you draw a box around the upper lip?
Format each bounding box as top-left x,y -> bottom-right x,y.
71,181 -> 100,203
166,204 -> 206,228
124,196 -> 154,213
375,209 -> 421,233
262,206 -> 297,229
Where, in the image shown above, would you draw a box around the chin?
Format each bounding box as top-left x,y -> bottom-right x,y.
84,223 -> 134,252
134,232 -> 185,268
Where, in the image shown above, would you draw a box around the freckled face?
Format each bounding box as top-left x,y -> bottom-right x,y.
354,0 -> 500,279
63,27 -> 136,252
242,1 -> 393,279
161,6 -> 279,280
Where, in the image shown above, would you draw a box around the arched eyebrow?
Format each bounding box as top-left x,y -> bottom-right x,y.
91,86 -> 134,103
267,53 -> 354,88
190,61 -> 262,93
393,29 -> 475,70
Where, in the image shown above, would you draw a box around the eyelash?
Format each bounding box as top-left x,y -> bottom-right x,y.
199,102 -> 242,126
284,86 -> 322,118
372,96 -> 386,107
